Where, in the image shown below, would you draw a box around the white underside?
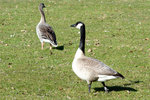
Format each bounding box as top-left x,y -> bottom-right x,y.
42,39 -> 57,47
98,75 -> 117,82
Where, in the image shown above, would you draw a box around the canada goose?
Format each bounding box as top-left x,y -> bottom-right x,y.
70,21 -> 124,93
36,3 -> 57,50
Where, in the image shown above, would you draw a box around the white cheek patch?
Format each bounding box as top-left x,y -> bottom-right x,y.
76,23 -> 83,29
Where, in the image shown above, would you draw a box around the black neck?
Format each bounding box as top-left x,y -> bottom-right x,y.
79,25 -> 85,54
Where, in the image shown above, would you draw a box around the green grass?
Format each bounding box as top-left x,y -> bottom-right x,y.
0,0 -> 150,99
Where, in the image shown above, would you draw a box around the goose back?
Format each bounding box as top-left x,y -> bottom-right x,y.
39,24 -> 56,43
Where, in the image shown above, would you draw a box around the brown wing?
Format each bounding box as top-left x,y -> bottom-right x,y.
39,24 -> 57,44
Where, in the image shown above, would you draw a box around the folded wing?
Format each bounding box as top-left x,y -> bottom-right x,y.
39,24 -> 57,46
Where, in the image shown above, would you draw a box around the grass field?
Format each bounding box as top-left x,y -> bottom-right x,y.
0,0 -> 150,99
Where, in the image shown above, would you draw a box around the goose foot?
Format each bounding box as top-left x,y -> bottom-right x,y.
50,51 -> 53,55
104,87 -> 109,93
102,82 -> 109,93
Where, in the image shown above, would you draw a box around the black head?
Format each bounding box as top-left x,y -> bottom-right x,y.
70,21 -> 85,29
39,3 -> 46,8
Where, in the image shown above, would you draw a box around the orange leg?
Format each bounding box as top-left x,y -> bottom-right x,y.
49,44 -> 52,50
41,42 -> 44,50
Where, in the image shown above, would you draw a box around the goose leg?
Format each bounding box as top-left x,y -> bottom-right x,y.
87,81 -> 92,93
102,82 -> 109,93
41,42 -> 44,50
49,44 -> 53,55
88,84 -> 91,93
50,44 -> 52,50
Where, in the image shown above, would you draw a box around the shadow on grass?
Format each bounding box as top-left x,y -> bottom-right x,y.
94,86 -> 137,92
94,80 -> 142,92
123,80 -> 143,86
53,45 -> 64,50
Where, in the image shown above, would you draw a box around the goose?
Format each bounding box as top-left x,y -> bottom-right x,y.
70,21 -> 125,93
36,3 -> 57,50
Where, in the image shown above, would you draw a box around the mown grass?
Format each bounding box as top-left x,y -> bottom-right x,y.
0,0 -> 150,99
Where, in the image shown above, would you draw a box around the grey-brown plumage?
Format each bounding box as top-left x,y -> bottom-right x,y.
36,3 -> 57,50
71,21 -> 124,93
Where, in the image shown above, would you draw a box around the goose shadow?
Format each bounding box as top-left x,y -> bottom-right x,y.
53,45 -> 64,50
94,80 -> 142,92
123,80 -> 143,86
94,86 -> 137,92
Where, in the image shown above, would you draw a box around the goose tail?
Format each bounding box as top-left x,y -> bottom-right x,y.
42,39 -> 58,47
51,41 -> 58,47
114,72 -> 125,79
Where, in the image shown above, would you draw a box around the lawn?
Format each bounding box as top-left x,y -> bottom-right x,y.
0,0 -> 150,99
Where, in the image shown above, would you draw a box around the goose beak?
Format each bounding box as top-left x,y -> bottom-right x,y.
70,24 -> 76,27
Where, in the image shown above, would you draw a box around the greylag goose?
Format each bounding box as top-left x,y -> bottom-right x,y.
36,3 -> 57,50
